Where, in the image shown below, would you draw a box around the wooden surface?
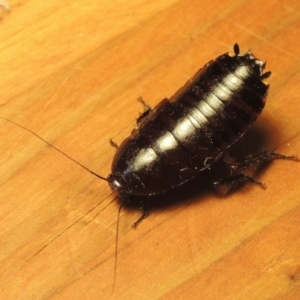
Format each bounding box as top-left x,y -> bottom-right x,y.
0,1 -> 300,299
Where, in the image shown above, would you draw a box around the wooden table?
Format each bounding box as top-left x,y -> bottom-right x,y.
0,1 -> 299,299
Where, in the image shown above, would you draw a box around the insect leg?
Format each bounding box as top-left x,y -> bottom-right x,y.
213,173 -> 265,190
136,97 -> 152,124
132,198 -> 149,228
110,139 -> 119,149
230,150 -> 299,172
213,150 -> 298,191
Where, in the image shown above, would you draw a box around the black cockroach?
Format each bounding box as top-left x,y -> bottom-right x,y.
1,44 -> 297,227
105,43 -> 297,226
1,43 -> 298,291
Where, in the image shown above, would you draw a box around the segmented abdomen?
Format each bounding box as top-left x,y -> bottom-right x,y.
169,54 -> 268,165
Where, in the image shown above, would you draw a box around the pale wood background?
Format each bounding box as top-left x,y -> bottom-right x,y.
0,1 -> 300,299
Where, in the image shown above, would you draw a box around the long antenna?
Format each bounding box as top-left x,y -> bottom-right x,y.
0,117 -> 107,181
1,116 -> 126,291
112,198 -> 126,293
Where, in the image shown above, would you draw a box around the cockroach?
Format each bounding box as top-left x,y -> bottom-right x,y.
105,43 -> 298,226
1,43 -> 297,226
1,43 -> 298,291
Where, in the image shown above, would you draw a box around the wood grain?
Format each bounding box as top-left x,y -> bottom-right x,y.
0,1 -> 300,299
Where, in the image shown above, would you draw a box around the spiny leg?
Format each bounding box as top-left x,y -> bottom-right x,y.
213,173 -> 266,190
213,150 -> 298,191
132,198 -> 149,228
230,150 -> 298,171
136,97 -> 152,125
110,97 -> 153,150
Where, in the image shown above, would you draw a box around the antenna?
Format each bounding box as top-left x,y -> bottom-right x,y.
0,117 -> 107,181
111,198 -> 126,293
